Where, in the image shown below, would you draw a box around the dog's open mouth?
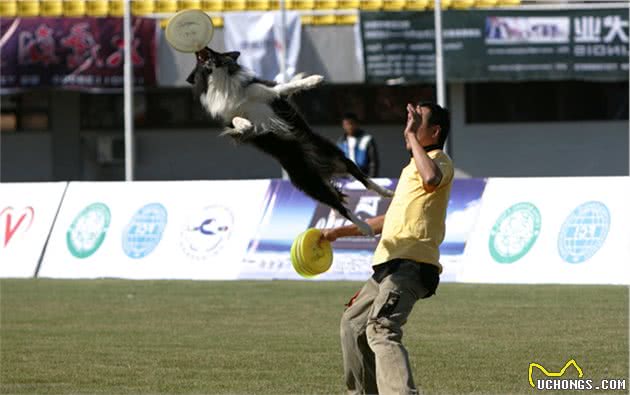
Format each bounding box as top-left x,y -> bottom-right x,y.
195,47 -> 211,64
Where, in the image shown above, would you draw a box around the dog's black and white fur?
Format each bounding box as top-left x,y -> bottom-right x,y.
186,48 -> 394,236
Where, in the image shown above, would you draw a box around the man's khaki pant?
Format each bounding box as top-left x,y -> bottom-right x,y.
340,260 -> 436,395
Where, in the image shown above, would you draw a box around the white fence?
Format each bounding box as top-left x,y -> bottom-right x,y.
1,177 -> 628,284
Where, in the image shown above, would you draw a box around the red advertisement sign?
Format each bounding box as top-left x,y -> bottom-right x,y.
0,17 -> 157,91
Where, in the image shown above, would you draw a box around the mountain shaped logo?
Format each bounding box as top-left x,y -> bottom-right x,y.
529,359 -> 584,388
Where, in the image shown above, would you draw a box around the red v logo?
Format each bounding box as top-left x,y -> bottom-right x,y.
0,207 -> 35,247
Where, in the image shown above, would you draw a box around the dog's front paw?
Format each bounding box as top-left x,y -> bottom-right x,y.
232,117 -> 254,132
304,75 -> 324,88
290,72 -> 307,82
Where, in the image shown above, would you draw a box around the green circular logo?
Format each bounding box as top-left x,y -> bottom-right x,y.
66,203 -> 111,259
488,202 -> 541,264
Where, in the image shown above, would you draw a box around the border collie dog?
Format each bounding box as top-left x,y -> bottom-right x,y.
186,47 -> 394,236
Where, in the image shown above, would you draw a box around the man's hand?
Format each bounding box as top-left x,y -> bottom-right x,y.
319,215 -> 385,245
405,103 -> 421,135
320,228 -> 339,243
403,104 -> 443,192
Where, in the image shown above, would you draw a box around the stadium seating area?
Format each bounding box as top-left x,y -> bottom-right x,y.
1,0 -> 522,25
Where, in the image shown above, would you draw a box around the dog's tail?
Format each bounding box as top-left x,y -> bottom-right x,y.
332,182 -> 349,204
302,181 -> 373,236
342,158 -> 394,198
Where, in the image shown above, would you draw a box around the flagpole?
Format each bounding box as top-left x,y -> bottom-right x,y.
279,0 -> 288,84
433,0 -> 449,156
279,0 -> 289,180
123,0 -> 134,181
434,0 -> 445,108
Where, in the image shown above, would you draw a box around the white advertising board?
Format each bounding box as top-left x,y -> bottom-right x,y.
0,182 -> 67,278
459,177 -> 630,285
38,180 -> 270,280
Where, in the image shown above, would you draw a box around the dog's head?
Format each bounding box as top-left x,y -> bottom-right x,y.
186,47 -> 241,85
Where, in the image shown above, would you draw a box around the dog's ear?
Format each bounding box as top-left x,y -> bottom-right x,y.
186,68 -> 196,85
225,51 -> 240,61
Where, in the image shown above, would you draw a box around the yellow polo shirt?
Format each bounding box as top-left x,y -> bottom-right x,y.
372,150 -> 454,273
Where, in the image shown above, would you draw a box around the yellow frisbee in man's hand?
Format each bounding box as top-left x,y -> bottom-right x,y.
290,228 -> 333,278
290,237 -> 313,278
300,229 -> 333,273
165,9 -> 214,53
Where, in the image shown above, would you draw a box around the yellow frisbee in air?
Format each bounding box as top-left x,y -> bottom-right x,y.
290,228 -> 333,278
165,9 -> 214,53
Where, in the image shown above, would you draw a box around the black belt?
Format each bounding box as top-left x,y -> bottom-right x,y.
372,258 -> 440,299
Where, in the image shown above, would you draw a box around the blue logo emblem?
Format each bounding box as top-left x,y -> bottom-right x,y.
180,206 -> 233,261
558,201 -> 610,263
122,203 -> 168,259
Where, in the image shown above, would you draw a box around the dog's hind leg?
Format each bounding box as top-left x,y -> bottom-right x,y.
341,159 -> 395,198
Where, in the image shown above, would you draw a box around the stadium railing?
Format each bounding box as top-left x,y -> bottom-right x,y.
3,0 -> 526,18
4,0 -> 628,26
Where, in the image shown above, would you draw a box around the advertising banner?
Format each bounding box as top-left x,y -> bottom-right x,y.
240,179 -> 320,280
0,17 -> 157,92
459,177 -> 630,285
359,9 -> 629,83
240,178 -> 486,281
224,11 -> 302,82
307,179 -> 399,281
439,178 -> 486,281
38,180 -> 270,280
0,182 -> 67,278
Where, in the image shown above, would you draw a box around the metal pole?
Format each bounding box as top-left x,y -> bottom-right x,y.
279,0 -> 288,84
628,2 -> 629,176
0,92 -> 2,182
434,0 -> 446,108
279,0 -> 289,180
433,0 -> 450,156
123,0 -> 134,181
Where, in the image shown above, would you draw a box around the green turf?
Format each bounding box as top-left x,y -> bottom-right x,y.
0,280 -> 628,394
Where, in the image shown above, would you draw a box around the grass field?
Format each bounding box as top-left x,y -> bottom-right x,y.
0,279 -> 628,394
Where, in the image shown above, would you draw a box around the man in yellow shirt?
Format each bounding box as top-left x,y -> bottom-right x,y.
322,102 -> 454,395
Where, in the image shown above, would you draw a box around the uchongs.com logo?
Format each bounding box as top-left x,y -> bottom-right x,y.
528,359 -> 627,391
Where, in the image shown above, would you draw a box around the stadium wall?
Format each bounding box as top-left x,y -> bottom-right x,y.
2,86 -> 628,182
448,84 -> 630,178
1,177 -> 628,284
2,26 -> 628,181
0,132 -> 53,181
